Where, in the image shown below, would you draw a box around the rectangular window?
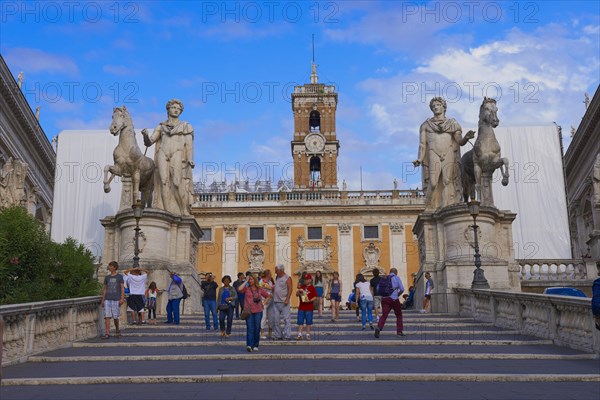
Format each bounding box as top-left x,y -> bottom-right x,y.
199,228 -> 212,242
307,226 -> 322,240
249,227 -> 265,241
363,225 -> 379,240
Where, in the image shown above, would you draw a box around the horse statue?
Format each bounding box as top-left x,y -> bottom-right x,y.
103,106 -> 155,208
460,97 -> 509,206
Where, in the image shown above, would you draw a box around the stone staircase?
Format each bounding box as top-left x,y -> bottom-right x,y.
1,310 -> 599,399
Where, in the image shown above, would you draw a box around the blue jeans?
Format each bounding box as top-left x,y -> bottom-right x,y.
219,306 -> 234,334
360,298 -> 374,327
235,295 -> 244,318
203,299 -> 218,329
246,311 -> 262,348
166,298 -> 181,324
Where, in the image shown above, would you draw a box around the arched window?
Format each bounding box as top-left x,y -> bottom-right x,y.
309,110 -> 321,132
310,156 -> 321,184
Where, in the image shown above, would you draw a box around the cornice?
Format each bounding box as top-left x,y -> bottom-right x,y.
192,203 -> 425,218
565,85 -> 600,170
0,55 -> 55,176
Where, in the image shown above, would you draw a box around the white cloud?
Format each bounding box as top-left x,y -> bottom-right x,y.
4,48 -> 79,77
103,65 -> 134,76
112,38 -> 134,50
583,24 -> 599,35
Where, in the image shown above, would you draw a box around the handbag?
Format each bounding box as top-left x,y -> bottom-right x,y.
217,303 -> 230,311
240,309 -> 251,320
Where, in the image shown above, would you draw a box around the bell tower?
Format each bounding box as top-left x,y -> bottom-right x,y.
291,55 -> 339,190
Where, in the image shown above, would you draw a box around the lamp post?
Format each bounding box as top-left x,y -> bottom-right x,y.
468,199 -> 490,289
132,199 -> 143,268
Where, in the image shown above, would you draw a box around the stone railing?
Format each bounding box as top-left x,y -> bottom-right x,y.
293,84 -> 336,94
193,190 -> 425,207
517,259 -> 588,281
455,288 -> 600,353
1,296 -> 102,366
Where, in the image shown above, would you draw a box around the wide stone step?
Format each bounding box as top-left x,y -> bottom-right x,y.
37,343 -> 593,357
28,352 -> 599,362
4,358 -> 599,380
4,381 -> 600,400
116,329 -> 525,338
3,373 -> 600,387
73,339 -> 556,347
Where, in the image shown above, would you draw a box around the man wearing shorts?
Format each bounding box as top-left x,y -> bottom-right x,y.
124,267 -> 149,324
101,261 -> 125,339
296,274 -> 317,340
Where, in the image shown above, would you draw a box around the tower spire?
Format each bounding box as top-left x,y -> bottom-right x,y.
310,33 -> 318,84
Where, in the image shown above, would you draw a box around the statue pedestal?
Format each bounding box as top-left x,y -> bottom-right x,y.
413,204 -> 521,313
100,208 -> 201,315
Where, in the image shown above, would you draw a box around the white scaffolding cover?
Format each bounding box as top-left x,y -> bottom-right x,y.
486,125 -> 570,259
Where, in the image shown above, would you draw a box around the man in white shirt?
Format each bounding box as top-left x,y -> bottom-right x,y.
123,267 -> 149,324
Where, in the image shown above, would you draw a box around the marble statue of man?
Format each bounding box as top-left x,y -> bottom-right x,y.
413,97 -> 474,210
142,99 -> 194,216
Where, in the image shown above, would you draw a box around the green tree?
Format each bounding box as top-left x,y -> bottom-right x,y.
0,206 -> 100,305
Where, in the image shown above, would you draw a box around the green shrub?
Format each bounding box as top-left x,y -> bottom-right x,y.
0,206 -> 100,305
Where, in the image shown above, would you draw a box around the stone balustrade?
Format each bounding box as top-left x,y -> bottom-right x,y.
455,288 -> 600,353
294,84 -> 336,94
193,190 -> 425,207
1,296 -> 102,366
517,259 -> 588,281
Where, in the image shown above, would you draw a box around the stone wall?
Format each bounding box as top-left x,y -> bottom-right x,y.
456,288 -> 600,354
0,296 -> 102,366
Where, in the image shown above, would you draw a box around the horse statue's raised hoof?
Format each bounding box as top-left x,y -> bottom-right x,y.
501,176 -> 509,186
104,184 -> 111,193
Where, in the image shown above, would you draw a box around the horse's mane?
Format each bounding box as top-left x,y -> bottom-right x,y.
480,97 -> 496,111
114,106 -> 133,125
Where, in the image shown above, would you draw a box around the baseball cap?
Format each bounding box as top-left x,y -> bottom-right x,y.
304,274 -> 313,280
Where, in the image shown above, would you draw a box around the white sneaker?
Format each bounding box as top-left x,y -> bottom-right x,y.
246,346 -> 252,352
252,347 -> 259,351
419,309 -> 427,314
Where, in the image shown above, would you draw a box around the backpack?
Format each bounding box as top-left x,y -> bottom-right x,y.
181,283 -> 189,299
377,275 -> 395,297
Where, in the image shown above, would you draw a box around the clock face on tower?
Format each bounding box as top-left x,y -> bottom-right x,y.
305,133 -> 325,153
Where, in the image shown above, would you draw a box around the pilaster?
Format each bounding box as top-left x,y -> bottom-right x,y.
338,223 -> 353,299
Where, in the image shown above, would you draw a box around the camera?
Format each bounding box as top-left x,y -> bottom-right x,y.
253,298 -> 261,304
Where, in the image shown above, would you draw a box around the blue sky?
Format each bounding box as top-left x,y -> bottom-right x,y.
2,1 -> 599,190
